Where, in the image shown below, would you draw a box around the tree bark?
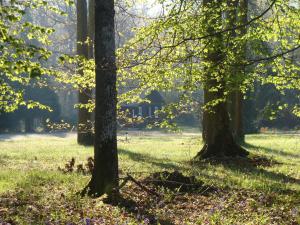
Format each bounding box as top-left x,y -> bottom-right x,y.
88,0 -> 96,135
83,0 -> 118,197
233,91 -> 244,142
88,0 -> 95,59
229,91 -> 244,143
198,89 -> 248,159
77,0 -> 94,146
226,0 -> 245,143
232,0 -> 248,143
25,117 -> 34,133
239,0 -> 248,141
195,0 -> 248,159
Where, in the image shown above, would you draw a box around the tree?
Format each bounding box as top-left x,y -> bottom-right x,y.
83,0 -> 118,197
77,0 -> 94,145
195,0 -> 248,159
118,0 -> 300,159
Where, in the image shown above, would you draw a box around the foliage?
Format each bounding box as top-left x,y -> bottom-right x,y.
116,0 -> 300,122
52,0 -> 300,130
0,0 -> 73,113
1,0 -> 299,129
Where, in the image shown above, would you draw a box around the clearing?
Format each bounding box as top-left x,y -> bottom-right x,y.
0,132 -> 299,224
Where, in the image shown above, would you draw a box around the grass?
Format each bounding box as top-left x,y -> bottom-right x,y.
0,132 -> 299,224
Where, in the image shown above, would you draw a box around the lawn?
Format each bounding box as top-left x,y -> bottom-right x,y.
0,132 -> 299,224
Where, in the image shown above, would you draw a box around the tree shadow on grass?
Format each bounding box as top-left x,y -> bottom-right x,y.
194,157 -> 300,195
0,172 -> 174,225
243,142 -> 300,159
119,148 -> 300,193
0,154 -> 11,165
0,132 -> 69,141
106,195 -> 174,225
119,148 -> 184,171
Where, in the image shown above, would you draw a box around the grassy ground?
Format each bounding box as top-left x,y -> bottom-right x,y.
0,132 -> 299,224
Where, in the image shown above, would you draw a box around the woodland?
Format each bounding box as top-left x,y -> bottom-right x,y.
0,0 -> 300,224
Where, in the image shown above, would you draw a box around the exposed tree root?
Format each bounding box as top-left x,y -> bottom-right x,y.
81,178 -> 118,198
194,142 -> 249,160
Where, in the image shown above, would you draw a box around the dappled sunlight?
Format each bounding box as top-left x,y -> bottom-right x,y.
0,133 -> 299,224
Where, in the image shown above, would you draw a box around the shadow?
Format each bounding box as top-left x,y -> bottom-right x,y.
119,148 -> 300,194
243,142 -> 300,158
118,131 -> 182,143
0,132 -> 70,141
119,148 -> 183,171
195,157 -> 300,194
0,133 -> 16,141
46,132 -> 69,138
0,154 -> 10,165
105,195 -> 174,225
0,173 -> 174,225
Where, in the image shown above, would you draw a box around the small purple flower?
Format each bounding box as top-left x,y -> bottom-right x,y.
291,208 -> 299,217
85,218 -> 92,225
239,200 -> 246,207
144,218 -> 150,224
209,207 -> 216,215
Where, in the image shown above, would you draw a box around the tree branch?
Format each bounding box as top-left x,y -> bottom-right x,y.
245,45 -> 300,66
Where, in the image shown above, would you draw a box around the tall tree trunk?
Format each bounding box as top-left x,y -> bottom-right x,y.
88,0 -> 96,132
83,0 -> 118,197
226,0 -> 245,143
195,0 -> 248,159
25,117 -> 34,133
88,0 -> 95,59
237,0 -> 248,142
77,0 -> 94,146
231,0 -> 248,143
233,91 -> 244,142
226,0 -> 240,141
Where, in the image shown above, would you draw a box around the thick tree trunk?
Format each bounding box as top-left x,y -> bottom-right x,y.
77,0 -> 94,146
195,0 -> 248,160
196,86 -> 248,159
83,0 -> 118,197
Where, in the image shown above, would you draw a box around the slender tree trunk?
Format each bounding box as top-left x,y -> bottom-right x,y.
229,91 -> 244,143
237,0 -> 248,142
226,0 -> 240,141
83,0 -> 118,197
88,0 -> 96,130
88,0 -> 95,59
232,0 -> 248,143
233,91 -> 244,142
226,0 -> 245,143
195,0 -> 248,159
25,117 -> 34,133
77,0 -> 94,146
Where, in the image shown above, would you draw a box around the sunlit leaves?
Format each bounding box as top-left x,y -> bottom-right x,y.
0,0 -> 69,112
116,0 -> 300,125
